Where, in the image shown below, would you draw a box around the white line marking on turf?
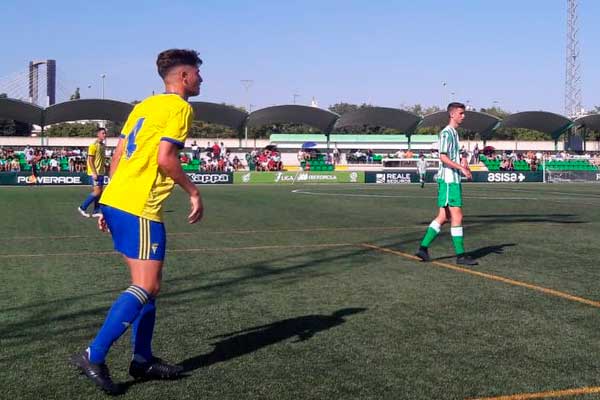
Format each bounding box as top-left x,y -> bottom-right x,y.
500,187 -> 600,198
291,189 -> 535,201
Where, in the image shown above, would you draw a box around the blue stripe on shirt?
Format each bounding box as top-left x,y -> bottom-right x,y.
160,137 -> 185,149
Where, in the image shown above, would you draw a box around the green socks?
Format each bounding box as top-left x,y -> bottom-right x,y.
420,221 -> 441,248
451,226 -> 464,255
421,222 -> 465,256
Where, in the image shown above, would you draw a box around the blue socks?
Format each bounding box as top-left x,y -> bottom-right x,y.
131,298 -> 156,362
80,194 -> 98,211
88,285 -> 149,364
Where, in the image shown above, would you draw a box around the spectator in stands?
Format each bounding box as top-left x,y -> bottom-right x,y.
257,152 -> 268,171
31,149 -> 43,177
39,156 -> 49,173
272,151 -> 282,170
50,157 -> 59,172
395,149 -> 405,159
471,144 -> 479,164
405,149 -> 414,159
353,149 -> 366,163
233,155 -> 242,170
212,141 -> 221,158
10,157 -> 20,171
333,145 -> 340,164
179,153 -> 190,164
24,145 -> 33,162
500,157 -> 514,171
220,142 -> 228,158
530,159 -> 538,171
191,140 -> 200,160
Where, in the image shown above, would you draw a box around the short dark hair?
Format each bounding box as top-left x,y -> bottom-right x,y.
447,102 -> 466,113
97,127 -> 106,134
156,49 -> 203,79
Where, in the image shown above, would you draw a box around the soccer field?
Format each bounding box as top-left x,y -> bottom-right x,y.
2,183 -> 600,400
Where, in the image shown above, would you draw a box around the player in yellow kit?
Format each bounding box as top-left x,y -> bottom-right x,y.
77,127 -> 107,218
71,49 -> 204,395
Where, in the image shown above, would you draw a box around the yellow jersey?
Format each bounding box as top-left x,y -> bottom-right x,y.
100,94 -> 194,222
87,140 -> 106,175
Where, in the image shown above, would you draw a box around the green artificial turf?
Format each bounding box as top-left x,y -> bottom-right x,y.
1,183 -> 599,400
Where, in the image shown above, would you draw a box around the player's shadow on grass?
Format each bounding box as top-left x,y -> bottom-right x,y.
419,214 -> 588,226
468,214 -> 587,224
434,243 -> 516,261
178,307 -> 367,372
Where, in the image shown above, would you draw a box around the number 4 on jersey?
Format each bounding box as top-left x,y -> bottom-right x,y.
125,117 -> 145,159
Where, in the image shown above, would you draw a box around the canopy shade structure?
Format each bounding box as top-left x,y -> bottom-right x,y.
246,105 -> 339,133
44,99 -> 133,125
0,98 -> 44,125
573,114 -> 600,133
420,111 -> 500,138
333,107 -> 421,133
501,111 -> 573,140
190,102 -> 248,134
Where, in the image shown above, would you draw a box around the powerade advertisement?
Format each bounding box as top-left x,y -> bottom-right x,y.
0,172 -> 233,185
234,171 -> 364,184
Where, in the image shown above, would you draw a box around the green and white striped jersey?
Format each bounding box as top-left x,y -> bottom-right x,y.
437,125 -> 461,183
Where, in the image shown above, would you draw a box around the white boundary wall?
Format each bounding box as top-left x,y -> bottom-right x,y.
2,136 -> 600,152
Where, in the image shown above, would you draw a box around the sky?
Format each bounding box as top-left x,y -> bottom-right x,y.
2,0 -> 599,114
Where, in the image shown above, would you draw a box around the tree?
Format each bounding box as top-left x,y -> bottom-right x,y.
479,106 -> 510,120
328,102 -> 373,116
404,104 -> 442,117
328,102 -> 360,115
0,93 -> 7,98
106,120 -> 124,137
188,120 -> 238,138
70,88 -> 81,101
45,122 -> 100,137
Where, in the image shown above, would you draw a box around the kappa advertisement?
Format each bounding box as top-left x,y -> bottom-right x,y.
186,173 -> 233,184
234,171 -> 364,184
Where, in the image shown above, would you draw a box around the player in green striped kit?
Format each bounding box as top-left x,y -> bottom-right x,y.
415,102 -> 478,266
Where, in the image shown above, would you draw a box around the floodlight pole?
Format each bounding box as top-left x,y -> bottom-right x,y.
241,80 -> 253,148
100,74 -> 106,100
565,0 -> 582,118
100,74 -> 107,127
